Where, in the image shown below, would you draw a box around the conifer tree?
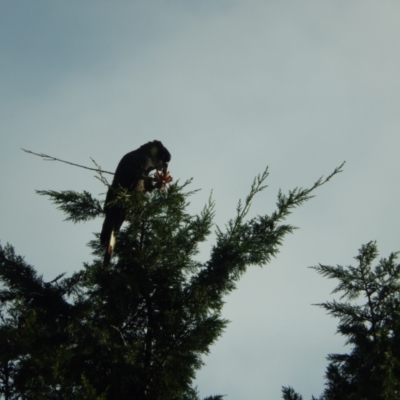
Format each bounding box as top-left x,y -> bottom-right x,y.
283,241 -> 400,400
0,164 -> 343,400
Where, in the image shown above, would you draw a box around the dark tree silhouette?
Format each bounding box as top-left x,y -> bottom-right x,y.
283,241 -> 400,400
0,163 -> 343,400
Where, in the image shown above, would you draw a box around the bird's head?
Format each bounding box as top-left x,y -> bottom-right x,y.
144,140 -> 171,171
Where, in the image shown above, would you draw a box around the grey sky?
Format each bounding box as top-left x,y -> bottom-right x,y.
1,1 -> 400,398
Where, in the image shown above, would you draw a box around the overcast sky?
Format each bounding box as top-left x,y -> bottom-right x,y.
1,1 -> 400,398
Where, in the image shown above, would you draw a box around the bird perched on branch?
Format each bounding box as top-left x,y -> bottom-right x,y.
100,140 -> 172,266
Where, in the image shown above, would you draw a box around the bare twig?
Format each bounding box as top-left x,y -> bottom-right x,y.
90,157 -> 112,186
111,325 -> 128,346
22,148 -> 114,175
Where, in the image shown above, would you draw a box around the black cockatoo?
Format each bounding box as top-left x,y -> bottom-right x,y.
100,140 -> 171,265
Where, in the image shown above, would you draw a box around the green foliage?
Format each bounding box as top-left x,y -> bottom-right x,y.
281,386 -> 303,400
0,165 -> 343,399
36,190 -> 103,223
285,241 -> 400,400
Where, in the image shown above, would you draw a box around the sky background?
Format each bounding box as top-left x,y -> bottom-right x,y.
1,1 -> 400,398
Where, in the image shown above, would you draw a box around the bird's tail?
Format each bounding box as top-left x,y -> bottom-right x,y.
101,215 -> 118,266
103,229 -> 116,266
100,215 -> 113,246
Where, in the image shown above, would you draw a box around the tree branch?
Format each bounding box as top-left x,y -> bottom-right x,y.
22,148 -> 114,175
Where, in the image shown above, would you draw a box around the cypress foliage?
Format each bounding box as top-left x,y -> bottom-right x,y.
283,241 -> 400,400
0,164 -> 343,399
